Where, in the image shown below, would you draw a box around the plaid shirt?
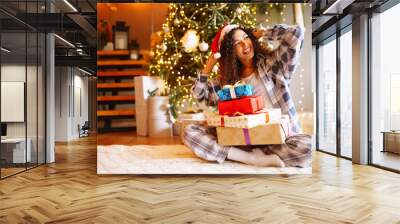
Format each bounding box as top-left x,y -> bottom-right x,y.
192,24 -> 305,133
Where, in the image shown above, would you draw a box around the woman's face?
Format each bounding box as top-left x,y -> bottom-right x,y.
232,29 -> 254,63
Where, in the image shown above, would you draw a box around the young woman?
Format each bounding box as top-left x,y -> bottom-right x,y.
183,4 -> 312,167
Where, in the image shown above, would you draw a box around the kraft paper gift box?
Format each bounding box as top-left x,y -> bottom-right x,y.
217,83 -> 253,101
218,96 -> 264,115
178,112 -> 205,120
173,112 -> 206,136
216,117 -> 290,146
207,108 -> 281,128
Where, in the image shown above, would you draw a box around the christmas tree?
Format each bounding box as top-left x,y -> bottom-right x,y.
149,3 -> 257,119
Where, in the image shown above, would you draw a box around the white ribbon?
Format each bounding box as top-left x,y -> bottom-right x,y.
222,80 -> 245,99
229,86 -> 236,99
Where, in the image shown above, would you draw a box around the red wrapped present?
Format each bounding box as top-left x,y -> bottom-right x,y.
218,96 -> 264,115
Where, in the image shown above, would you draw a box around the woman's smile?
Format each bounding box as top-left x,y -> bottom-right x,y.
243,46 -> 252,55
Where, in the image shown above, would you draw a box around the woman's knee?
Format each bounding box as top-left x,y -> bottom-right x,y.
285,134 -> 312,154
183,124 -> 202,136
183,123 -> 208,142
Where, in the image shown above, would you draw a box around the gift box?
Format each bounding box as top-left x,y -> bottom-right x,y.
178,112 -> 205,120
224,108 -> 282,128
134,76 -> 165,136
216,117 -> 289,146
206,114 -> 228,127
217,83 -> 253,101
218,96 -> 264,115
134,76 -> 164,105
174,112 -> 206,136
135,103 -> 148,136
207,108 -> 281,128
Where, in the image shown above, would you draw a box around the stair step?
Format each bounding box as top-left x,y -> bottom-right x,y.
97,95 -> 135,102
97,50 -> 130,56
97,70 -> 148,77
97,109 -> 136,117
97,82 -> 135,89
97,59 -> 147,67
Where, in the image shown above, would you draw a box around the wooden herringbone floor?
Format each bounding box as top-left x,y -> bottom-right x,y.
1,134 -> 400,223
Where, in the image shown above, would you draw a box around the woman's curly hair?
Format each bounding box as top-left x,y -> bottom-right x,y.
219,27 -> 270,85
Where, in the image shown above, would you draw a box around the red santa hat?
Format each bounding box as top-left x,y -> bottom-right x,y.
211,24 -> 239,59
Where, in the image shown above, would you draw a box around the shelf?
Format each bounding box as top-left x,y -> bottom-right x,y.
97,50 -> 130,56
97,109 -> 136,117
97,95 -> 135,102
97,82 -> 135,89
97,60 -> 147,67
97,69 -> 148,77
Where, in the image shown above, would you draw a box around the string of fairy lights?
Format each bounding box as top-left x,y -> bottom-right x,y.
149,3 -> 310,120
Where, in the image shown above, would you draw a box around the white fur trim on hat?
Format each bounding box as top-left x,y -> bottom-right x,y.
218,24 -> 239,50
213,52 -> 221,59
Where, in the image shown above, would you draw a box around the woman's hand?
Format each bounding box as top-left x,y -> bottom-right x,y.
252,28 -> 265,39
201,53 -> 219,75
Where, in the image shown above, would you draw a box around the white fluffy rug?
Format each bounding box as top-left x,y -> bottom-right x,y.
97,145 -> 312,174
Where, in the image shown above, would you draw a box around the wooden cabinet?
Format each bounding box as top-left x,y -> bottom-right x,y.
382,131 -> 400,154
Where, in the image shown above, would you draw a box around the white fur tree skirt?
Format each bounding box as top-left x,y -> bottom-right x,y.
97,145 -> 312,174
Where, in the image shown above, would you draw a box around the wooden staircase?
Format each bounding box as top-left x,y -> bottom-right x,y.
97,50 -> 148,132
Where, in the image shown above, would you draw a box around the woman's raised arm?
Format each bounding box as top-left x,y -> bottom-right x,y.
191,54 -> 221,106
253,3 -> 305,80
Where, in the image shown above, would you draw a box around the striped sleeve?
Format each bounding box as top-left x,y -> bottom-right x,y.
191,73 -> 221,107
263,24 -> 305,81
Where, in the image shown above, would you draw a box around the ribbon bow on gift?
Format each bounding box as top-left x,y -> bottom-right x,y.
224,111 -> 245,116
222,80 -> 246,99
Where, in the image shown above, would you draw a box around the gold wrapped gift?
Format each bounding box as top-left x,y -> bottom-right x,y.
216,117 -> 289,146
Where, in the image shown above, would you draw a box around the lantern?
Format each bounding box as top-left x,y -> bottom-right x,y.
130,40 -> 140,60
113,21 -> 129,50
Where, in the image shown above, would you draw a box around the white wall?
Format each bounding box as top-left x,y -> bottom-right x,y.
54,67 -> 89,141
1,64 -> 46,164
55,66 -> 70,141
1,65 -> 40,138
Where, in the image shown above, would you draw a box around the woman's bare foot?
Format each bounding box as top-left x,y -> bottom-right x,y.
248,148 -> 285,167
226,147 -> 285,167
